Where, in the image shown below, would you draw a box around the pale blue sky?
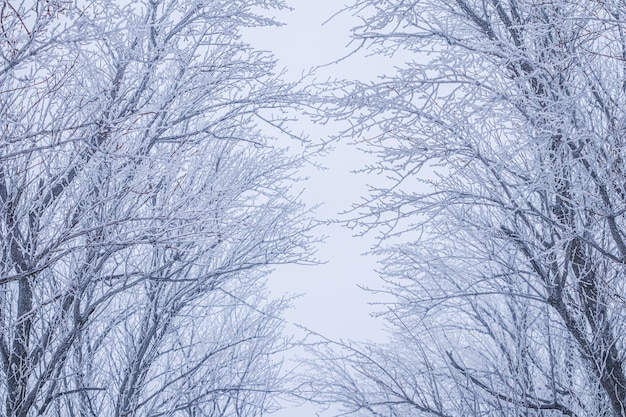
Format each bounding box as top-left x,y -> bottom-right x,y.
243,0 -> 392,343
244,2 -> 397,416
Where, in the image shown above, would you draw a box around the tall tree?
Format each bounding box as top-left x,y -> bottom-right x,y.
0,1 -> 313,416
304,0 -> 626,416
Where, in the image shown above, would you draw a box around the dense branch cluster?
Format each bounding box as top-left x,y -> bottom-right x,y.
0,1 -> 312,417
303,1 -> 626,416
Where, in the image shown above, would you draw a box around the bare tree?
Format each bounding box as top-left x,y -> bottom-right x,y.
0,1 -> 314,416
302,0 -> 626,416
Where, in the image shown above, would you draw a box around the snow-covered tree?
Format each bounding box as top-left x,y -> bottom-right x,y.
0,1 -> 313,416
303,1 -> 626,416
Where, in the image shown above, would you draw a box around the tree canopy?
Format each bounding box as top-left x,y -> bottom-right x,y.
0,1 -> 313,416
303,1 -> 626,416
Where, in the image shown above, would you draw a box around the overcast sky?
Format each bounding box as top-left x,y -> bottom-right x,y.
240,1 -> 399,415
244,1 -> 394,344
243,2 -> 400,416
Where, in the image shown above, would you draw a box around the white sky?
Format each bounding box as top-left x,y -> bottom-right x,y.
243,2 -> 402,416
253,4 -> 394,334
242,1 -> 392,343
248,0 -> 404,341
